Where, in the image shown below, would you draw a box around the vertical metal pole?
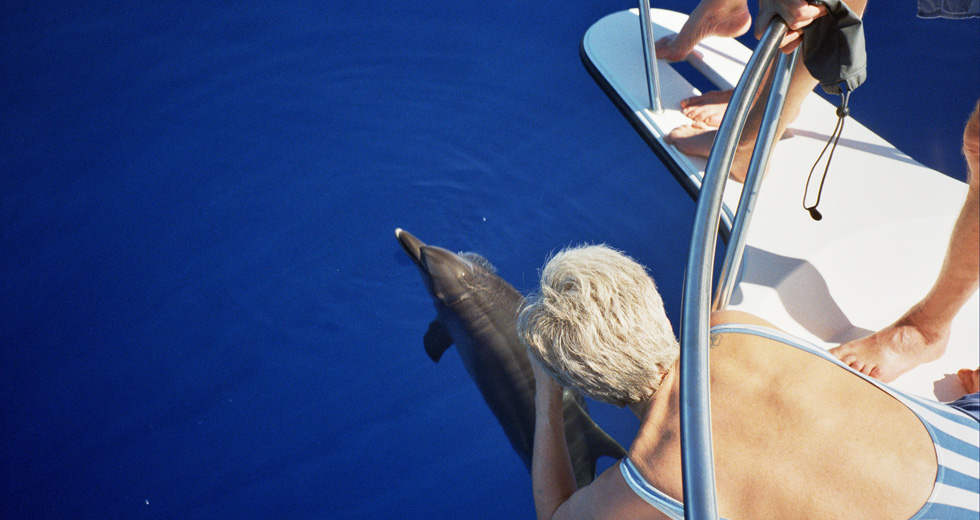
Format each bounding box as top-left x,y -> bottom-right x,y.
679,19 -> 787,520
637,0 -> 664,113
712,48 -> 800,311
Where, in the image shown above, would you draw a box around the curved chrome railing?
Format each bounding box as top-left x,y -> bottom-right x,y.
650,16 -> 792,520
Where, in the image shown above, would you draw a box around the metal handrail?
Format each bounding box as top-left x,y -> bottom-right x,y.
713,48 -> 800,310
637,0 -> 664,113
676,18 -> 790,520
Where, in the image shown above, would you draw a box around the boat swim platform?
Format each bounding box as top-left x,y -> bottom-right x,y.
582,9 -> 977,402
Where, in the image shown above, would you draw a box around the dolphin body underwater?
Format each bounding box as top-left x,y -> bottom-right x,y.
395,228 -> 626,487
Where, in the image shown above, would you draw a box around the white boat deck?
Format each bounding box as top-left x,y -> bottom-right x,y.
582,9 -> 977,401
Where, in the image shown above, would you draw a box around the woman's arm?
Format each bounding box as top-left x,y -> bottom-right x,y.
531,359 -> 578,520
529,359 -> 659,520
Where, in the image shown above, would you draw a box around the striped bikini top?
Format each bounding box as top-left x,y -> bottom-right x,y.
620,323 -> 980,520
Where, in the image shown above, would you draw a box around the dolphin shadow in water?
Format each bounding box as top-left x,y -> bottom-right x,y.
395,229 -> 626,487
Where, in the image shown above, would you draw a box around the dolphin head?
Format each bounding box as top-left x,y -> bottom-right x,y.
395,228 -> 427,268
395,228 -> 496,306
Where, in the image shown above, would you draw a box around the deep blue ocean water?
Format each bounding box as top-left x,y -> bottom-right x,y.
2,1 -> 977,518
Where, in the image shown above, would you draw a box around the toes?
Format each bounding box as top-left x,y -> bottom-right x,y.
682,107 -> 705,123
683,106 -> 708,121
681,107 -> 719,128
655,35 -> 689,62
957,368 -> 980,393
663,123 -> 717,157
666,124 -> 699,142
679,93 -> 727,127
655,35 -> 675,47
868,366 -> 882,380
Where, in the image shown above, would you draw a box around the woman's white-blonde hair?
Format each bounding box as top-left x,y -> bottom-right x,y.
518,245 -> 679,406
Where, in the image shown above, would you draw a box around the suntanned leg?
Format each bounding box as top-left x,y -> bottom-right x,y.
830,101 -> 980,382
666,0 -> 867,181
666,55 -> 816,182
655,0 -> 751,62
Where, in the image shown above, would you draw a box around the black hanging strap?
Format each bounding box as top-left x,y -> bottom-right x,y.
802,87 -> 850,221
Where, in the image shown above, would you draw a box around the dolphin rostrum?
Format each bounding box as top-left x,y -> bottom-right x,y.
395,228 -> 626,487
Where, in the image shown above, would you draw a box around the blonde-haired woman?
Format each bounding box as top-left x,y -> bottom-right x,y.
519,245 -> 979,520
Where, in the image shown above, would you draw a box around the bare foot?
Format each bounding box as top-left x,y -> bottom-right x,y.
664,121 -> 716,156
958,367 -> 980,394
664,121 -> 752,182
655,0 -> 751,62
680,89 -> 733,127
829,311 -> 950,383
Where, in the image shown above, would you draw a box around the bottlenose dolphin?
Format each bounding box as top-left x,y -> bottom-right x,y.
395,228 -> 626,487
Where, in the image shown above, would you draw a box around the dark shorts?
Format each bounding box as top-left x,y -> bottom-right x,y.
947,392 -> 980,422
918,0 -> 979,18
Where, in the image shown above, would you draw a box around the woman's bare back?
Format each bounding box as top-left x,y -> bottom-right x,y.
629,311 -> 937,520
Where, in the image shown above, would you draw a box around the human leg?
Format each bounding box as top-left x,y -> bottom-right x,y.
665,53 -> 816,182
830,101 -> 980,382
665,0 -> 867,181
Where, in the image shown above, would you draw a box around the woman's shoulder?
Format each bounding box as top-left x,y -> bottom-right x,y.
709,309 -> 778,329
